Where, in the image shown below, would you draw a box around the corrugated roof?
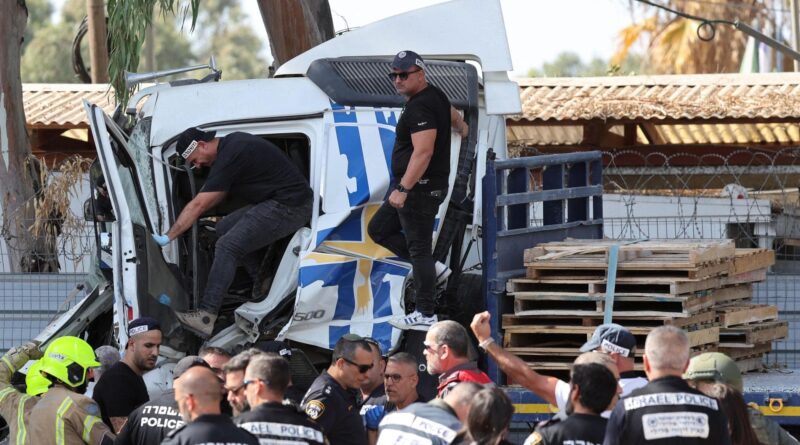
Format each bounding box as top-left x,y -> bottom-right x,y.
24,83 -> 116,129
514,72 -> 800,123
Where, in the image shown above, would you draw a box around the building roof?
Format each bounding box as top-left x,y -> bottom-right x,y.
514,72 -> 800,123
23,83 -> 116,129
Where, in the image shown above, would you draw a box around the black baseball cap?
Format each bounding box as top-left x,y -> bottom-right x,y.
257,340 -> 292,358
176,127 -> 217,159
391,50 -> 426,71
127,317 -> 161,337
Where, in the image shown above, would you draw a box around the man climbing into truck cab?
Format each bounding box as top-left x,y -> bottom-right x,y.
153,127 -> 313,338
367,50 -> 469,331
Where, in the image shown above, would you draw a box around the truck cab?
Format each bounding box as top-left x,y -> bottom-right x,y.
45,0 -> 521,389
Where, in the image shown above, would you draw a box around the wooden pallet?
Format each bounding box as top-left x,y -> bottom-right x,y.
502,311 -> 717,330
512,292 -> 714,317
508,277 -> 721,298
719,342 -> 772,359
503,324 -> 719,349
716,304 -> 778,328
711,285 -> 753,305
732,249 -> 775,275
524,239 -> 736,266
718,321 -> 789,348
526,261 -> 731,281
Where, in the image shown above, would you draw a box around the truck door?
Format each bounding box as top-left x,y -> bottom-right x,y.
84,103 -> 192,351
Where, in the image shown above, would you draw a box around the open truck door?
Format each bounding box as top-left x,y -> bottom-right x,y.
84,102 -> 195,354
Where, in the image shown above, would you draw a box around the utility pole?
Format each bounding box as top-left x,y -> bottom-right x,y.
86,0 -> 109,83
792,0 -> 800,71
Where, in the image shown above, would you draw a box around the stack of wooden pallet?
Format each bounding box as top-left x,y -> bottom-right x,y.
504,240 -> 786,376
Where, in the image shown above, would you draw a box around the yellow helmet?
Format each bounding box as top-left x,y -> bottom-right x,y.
25,360 -> 51,396
39,336 -> 100,388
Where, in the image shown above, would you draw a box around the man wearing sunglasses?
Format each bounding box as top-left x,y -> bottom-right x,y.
302,334 -> 373,445
365,352 -> 424,445
222,348 -> 265,416
368,50 -> 469,332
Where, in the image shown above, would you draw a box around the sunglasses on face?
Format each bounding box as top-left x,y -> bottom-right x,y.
342,357 -> 373,374
387,69 -> 421,81
225,382 -> 246,395
384,373 -> 413,383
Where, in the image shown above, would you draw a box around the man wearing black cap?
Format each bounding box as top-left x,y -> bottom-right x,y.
579,323 -> 648,398
152,127 -> 313,337
93,317 -> 162,432
113,355 -> 209,445
368,50 -> 468,331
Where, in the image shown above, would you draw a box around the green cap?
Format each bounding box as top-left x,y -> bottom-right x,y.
684,352 -> 742,392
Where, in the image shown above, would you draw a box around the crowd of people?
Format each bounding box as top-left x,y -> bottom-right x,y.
4,312 -> 797,444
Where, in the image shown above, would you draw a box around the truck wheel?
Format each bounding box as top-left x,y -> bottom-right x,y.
448,272 -> 485,328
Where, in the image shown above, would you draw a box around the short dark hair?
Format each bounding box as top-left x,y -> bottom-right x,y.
465,388 -> 514,444
222,348 -> 263,374
387,352 -> 418,369
570,363 -> 617,414
199,345 -> 231,359
247,353 -> 290,392
432,321 -> 469,358
331,334 -> 372,365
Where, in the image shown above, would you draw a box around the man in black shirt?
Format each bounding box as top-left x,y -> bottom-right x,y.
604,326 -> 731,445
114,355 -> 209,445
93,317 -> 161,432
163,366 -> 258,445
526,363 -> 617,445
302,334 -> 373,445
235,353 -> 325,444
153,128 -> 313,337
359,338 -> 387,418
367,50 -> 468,331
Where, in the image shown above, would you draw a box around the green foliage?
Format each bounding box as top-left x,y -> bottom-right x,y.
21,23 -> 76,82
527,51 -> 646,78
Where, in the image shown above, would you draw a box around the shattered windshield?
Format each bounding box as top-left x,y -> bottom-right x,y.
126,119 -> 159,226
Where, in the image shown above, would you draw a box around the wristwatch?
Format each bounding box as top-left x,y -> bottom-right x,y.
395,184 -> 409,193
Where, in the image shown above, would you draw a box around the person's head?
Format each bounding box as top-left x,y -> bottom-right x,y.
684,352 -> 743,393
93,345 -> 120,382
243,353 -> 290,408
172,355 -> 211,381
222,348 -> 264,415
176,127 -> 219,169
39,336 -> 100,394
697,383 -> 760,445
329,334 -> 374,390
463,388 -> 514,445
124,317 -> 162,374
580,323 -> 637,372
424,321 -> 470,375
174,366 -> 223,423
384,352 -> 420,408
443,381 -> 484,423
361,338 -> 387,395
389,50 -> 428,97
198,345 -> 231,380
25,360 -> 52,396
569,363 -> 618,415
644,326 -> 690,378
570,351 -> 621,412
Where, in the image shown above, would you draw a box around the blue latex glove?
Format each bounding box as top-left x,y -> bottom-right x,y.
364,405 -> 385,430
152,234 -> 170,246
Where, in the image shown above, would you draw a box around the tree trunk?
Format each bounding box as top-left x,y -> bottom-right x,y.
86,0 -> 110,83
257,0 -> 334,69
0,1 -> 52,272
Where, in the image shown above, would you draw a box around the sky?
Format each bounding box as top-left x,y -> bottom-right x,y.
241,0 -> 640,78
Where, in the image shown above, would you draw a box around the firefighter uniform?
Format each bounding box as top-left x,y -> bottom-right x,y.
235,401 -> 325,444
524,413 -> 607,445
28,385 -> 114,445
161,414 -> 258,445
302,370 -> 366,445
604,376 -> 731,445
113,389 -> 183,445
0,342 -> 43,444
376,399 -> 461,445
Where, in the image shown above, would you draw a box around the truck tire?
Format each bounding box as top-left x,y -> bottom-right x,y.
448,272 -> 485,328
